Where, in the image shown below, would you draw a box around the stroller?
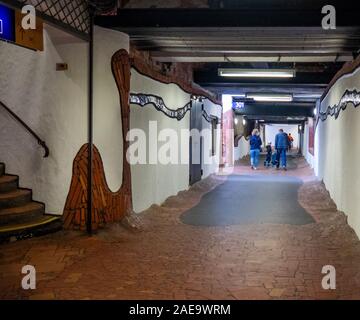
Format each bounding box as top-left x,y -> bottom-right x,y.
264,151 -> 279,167
271,152 -> 279,167
264,143 -> 279,167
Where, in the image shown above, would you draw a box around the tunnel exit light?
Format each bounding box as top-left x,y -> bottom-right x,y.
0,4 -> 15,42
246,93 -> 293,102
218,68 -> 296,78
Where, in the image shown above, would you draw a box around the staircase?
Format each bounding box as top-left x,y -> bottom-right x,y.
0,162 -> 62,243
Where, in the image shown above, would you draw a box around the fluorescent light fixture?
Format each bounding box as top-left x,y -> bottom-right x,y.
293,93 -> 322,99
246,93 -> 293,102
314,107 -> 317,116
234,118 -> 238,125
242,118 -> 247,126
218,68 -> 296,78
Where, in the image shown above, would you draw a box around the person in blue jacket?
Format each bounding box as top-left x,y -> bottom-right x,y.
275,128 -> 288,170
249,128 -> 262,170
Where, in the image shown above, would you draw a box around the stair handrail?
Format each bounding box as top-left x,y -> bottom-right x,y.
0,100 -> 50,158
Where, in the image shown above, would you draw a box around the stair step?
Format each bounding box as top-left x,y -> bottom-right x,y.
0,163 -> 4,176
0,189 -> 32,209
0,202 -> 45,225
0,175 -> 18,193
0,215 -> 62,243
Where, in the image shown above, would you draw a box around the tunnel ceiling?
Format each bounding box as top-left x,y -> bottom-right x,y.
96,3 -> 360,111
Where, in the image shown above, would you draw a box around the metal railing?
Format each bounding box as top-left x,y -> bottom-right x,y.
0,100 -> 49,158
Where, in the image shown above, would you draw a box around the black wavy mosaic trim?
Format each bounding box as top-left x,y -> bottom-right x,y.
130,93 -> 219,123
319,89 -> 360,121
202,109 -> 219,125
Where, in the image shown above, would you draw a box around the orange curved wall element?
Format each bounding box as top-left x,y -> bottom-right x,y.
62,144 -> 132,231
63,49 -> 133,231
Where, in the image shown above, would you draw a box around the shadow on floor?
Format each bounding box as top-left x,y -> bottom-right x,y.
239,153 -> 300,170
180,174 -> 315,226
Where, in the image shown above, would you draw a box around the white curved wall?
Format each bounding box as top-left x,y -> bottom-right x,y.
316,66 -> 360,236
0,28 -> 88,215
93,26 -> 129,192
0,23 -> 220,217
130,69 -> 222,212
302,120 -> 315,168
202,99 -> 222,178
130,69 -> 191,213
0,25 -> 130,216
234,137 -> 250,161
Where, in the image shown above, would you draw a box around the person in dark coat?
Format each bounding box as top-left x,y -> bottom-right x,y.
275,129 -> 288,170
249,128 -> 262,170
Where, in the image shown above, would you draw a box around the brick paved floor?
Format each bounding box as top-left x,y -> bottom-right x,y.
1,156 -> 360,300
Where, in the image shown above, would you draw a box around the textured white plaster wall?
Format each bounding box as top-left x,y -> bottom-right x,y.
317,66 -> 360,236
234,137 -> 250,161
302,120 -> 315,168
201,99 -> 222,178
0,23 -> 220,217
0,26 -> 130,216
0,29 -> 88,215
130,69 -> 221,212
130,69 -> 190,213
93,26 -> 129,191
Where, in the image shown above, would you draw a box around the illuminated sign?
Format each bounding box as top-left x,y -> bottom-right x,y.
232,100 -> 245,110
0,4 -> 15,42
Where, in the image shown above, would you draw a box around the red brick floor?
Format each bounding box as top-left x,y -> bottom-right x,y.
1,156 -> 360,300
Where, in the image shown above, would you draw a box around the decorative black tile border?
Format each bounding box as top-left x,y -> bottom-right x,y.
202,108 -> 219,125
130,93 -> 191,121
319,89 -> 360,121
130,93 -> 219,123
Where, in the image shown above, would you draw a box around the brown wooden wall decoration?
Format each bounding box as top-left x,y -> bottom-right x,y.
63,49 -> 133,231
130,52 -> 222,106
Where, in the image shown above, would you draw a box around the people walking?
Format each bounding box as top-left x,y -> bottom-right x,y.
264,142 -> 272,167
249,128 -> 262,170
288,133 -> 294,150
275,128 -> 288,170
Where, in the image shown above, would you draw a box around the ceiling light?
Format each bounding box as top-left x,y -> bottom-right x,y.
234,118 -> 238,125
242,118 -> 247,126
218,68 -> 296,78
293,93 -> 322,99
246,93 -> 293,102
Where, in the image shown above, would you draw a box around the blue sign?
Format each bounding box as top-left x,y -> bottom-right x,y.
232,100 -> 245,111
0,4 -> 15,42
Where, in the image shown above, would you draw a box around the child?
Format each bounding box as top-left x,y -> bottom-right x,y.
264,142 -> 272,167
